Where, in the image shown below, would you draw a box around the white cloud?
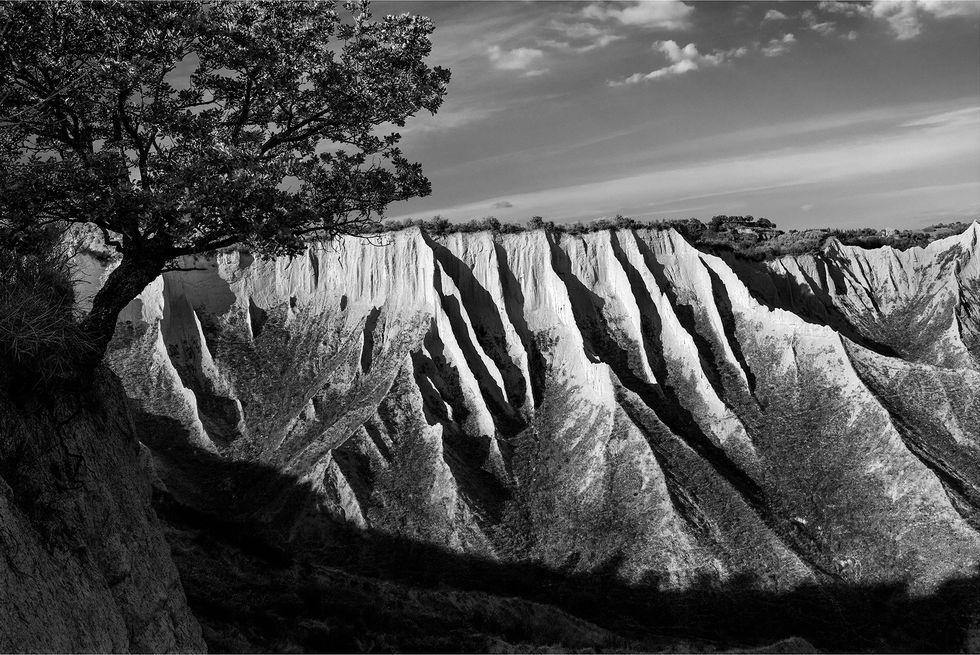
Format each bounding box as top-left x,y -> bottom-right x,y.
763,9 -> 788,22
802,10 -> 838,35
546,20 -> 625,52
582,1 -> 694,30
578,33 -> 625,51
900,107 -> 980,129
871,0 -> 979,39
818,1 -> 869,16
551,21 -> 605,40
762,33 -> 797,57
609,40 -> 748,85
812,0 -> 979,40
872,1 -> 922,38
487,45 -> 546,75
397,113 -> 980,225
396,102 -> 501,137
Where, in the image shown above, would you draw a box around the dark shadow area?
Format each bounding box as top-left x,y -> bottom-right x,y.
422,232 -> 531,417
629,232 -> 746,406
359,307 -> 381,374
409,330 -> 510,524
143,379 -> 979,653
703,265 -> 758,396
493,241 -> 547,409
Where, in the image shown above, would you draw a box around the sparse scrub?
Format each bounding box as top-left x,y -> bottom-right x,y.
382,214 -> 977,261
829,222 -> 974,250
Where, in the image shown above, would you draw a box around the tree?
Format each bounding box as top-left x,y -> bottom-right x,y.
0,0 -> 450,367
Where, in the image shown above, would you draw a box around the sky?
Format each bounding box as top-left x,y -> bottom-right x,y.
375,0 -> 980,230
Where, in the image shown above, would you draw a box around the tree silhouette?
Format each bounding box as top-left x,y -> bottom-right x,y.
0,0 -> 449,365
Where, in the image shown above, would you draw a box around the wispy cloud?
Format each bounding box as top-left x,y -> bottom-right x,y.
820,0 -> 979,40
609,31 -> 804,86
545,19 -> 625,52
900,107 -> 980,129
802,9 -> 838,36
870,0 -> 979,39
397,100 -> 504,137
394,106 -> 980,224
609,40 -> 747,86
581,0 -> 694,30
487,45 -> 547,76
762,33 -> 797,57
763,9 -> 788,23
817,1 -> 867,16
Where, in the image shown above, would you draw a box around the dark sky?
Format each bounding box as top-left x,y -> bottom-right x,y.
376,0 -> 980,229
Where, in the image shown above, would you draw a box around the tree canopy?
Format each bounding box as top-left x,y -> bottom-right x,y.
0,0 -> 450,364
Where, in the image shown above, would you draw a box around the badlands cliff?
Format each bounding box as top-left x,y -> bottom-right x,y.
76,223 -> 980,592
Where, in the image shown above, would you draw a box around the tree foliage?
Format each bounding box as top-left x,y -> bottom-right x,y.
0,0 -> 450,364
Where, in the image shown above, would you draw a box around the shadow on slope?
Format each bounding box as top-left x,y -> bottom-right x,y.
719,253 -> 900,358
145,429 -> 980,654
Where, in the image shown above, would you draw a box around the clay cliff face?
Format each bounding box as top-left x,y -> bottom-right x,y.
80,223 -> 980,594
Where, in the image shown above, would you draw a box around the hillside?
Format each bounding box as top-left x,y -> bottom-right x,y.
74,221 -> 980,651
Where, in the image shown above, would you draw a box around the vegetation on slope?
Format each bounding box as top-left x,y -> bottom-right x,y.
383,214 -> 977,261
0,229 -> 94,393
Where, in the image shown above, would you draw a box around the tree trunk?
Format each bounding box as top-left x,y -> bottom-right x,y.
78,253 -> 166,372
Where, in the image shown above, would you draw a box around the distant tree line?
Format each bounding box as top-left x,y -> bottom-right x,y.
381,214 -> 976,261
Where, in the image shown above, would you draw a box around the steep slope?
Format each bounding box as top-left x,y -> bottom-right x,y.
82,223 -> 980,603
730,223 -> 980,368
0,371 -> 204,652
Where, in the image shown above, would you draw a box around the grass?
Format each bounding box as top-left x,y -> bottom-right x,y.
0,230 -> 95,392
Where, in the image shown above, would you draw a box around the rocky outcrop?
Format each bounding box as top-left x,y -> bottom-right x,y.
0,371 -> 204,652
81,223 -> 980,598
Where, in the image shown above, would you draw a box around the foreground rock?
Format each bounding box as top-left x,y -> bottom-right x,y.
0,371 -> 204,652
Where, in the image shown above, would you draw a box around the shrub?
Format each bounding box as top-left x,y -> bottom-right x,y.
0,229 -> 94,391
376,215 -> 977,261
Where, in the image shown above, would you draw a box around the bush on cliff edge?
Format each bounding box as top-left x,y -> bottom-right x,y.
0,229 -> 94,392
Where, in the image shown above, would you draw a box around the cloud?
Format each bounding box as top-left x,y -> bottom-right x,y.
800,204 -> 815,212
397,101 -> 502,137
763,9 -> 788,22
545,20 -> 625,52
761,33 -> 797,57
867,0 -> 978,40
492,200 -> 514,209
609,40 -> 747,85
582,1 -> 694,30
872,1 -> 923,38
551,21 -> 605,40
487,45 -> 546,75
802,10 -> 837,35
900,107 -> 980,129
817,0 -> 980,40
818,1 -> 869,16
396,113 -> 980,225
